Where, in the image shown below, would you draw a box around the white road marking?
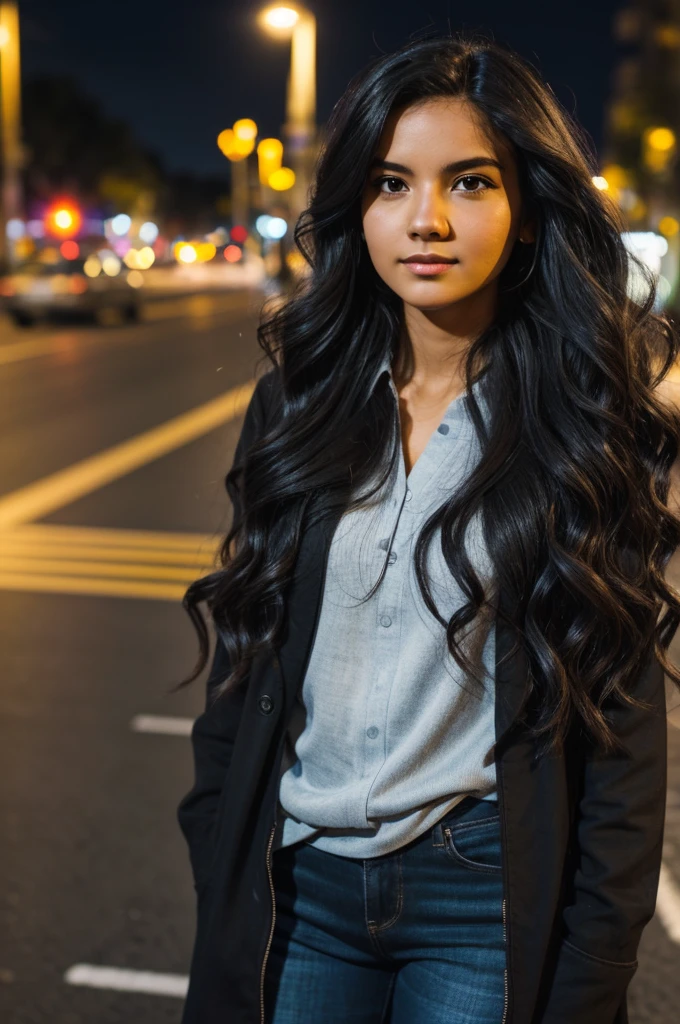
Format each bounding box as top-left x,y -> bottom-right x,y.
131,714 -> 194,736
656,862 -> 680,943
64,963 -> 188,997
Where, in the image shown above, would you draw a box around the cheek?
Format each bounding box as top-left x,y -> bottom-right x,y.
463,202 -> 514,258
363,209 -> 398,261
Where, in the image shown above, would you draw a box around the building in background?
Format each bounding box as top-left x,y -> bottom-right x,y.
602,1 -> 680,310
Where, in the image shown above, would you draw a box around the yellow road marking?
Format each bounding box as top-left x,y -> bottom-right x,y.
0,380 -> 255,529
1,524 -> 221,565
0,525 -> 224,600
0,555 -> 205,582
0,573 -> 185,601
5,523 -> 220,549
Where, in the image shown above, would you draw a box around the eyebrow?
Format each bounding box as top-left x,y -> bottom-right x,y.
369,156 -> 504,174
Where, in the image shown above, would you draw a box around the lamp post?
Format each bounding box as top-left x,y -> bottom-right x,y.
258,4 -> 317,220
0,1 -> 23,270
217,118 -> 257,228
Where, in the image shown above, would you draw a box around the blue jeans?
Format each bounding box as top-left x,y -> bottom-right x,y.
265,796 -> 507,1023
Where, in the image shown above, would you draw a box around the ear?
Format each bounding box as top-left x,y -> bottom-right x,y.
518,219 -> 536,244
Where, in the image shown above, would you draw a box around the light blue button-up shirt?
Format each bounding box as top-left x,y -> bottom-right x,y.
273,351 -> 498,858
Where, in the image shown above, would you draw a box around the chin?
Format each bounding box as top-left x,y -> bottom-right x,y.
403,289 -> 467,310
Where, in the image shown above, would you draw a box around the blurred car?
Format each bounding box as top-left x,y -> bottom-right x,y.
0,257 -> 141,327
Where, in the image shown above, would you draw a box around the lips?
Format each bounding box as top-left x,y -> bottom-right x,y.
400,255 -> 459,276
402,254 -> 458,264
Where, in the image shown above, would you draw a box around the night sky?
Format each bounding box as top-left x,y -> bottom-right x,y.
20,0 -> 624,178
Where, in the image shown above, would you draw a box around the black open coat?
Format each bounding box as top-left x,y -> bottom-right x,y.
177,368 -> 667,1024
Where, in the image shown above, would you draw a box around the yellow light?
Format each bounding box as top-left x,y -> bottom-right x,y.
194,242 -> 217,262
218,128 -> 254,161
659,216 -> 680,238
0,26 -> 9,48
600,164 -> 630,190
123,248 -> 140,269
127,269 -> 144,288
233,137 -> 255,159
137,246 -> 155,269
269,167 -> 296,191
176,243 -> 197,264
261,6 -> 300,31
257,138 -> 283,184
592,176 -> 609,191
645,127 -> 676,152
218,128 -> 235,155
102,255 -> 121,277
54,209 -> 74,230
234,118 -> 258,142
84,255 -> 102,278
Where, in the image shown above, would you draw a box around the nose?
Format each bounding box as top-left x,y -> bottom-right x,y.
408,185 -> 452,241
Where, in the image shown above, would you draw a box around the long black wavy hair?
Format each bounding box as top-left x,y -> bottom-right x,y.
176,31 -> 680,756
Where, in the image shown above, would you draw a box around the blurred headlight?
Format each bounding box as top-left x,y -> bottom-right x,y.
67,275 -> 88,295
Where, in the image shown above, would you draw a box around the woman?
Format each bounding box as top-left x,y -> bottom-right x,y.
175,33 -> 680,1024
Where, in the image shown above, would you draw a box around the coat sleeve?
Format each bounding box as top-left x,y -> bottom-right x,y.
539,646 -> 667,1022
176,367 -> 279,893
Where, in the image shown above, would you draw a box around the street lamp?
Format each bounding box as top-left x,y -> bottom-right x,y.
258,3 -> 316,218
0,1 -> 23,269
217,119 -> 258,228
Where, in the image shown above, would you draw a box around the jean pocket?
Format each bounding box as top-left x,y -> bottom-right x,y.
443,816 -> 503,874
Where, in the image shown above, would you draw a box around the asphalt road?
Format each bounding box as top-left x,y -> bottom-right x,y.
0,292 -> 679,1022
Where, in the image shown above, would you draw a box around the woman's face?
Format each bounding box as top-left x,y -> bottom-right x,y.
360,97 -> 532,315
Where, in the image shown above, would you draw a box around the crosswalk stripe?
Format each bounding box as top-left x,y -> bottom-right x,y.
0,572 -> 186,601
2,523 -> 220,550
64,963 -> 188,997
0,555 -> 204,581
0,541 -> 218,566
0,524 -> 226,599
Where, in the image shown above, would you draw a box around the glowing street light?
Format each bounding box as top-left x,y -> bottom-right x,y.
260,5 -> 300,30
217,119 -> 258,225
643,126 -> 677,173
258,3 -> 316,217
257,137 -> 284,185
0,2 -> 23,268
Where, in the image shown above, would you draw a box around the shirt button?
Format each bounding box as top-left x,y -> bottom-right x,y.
366,726 -> 379,739
380,614 -> 392,627
405,488 -> 412,502
437,423 -> 450,434
378,538 -> 389,550
387,551 -> 397,565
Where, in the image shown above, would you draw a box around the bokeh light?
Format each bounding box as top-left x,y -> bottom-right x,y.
269,167 -> 295,191
84,255 -> 102,278
139,221 -> 159,244
60,240 -> 80,260
224,245 -> 242,262
102,254 -> 122,276
127,270 -> 144,288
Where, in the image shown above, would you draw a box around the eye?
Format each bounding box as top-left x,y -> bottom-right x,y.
453,175 -> 494,194
373,175 -> 407,194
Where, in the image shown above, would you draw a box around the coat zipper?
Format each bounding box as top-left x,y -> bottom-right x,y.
501,894 -> 509,1024
257,520 -> 336,1022
259,821 -> 278,1024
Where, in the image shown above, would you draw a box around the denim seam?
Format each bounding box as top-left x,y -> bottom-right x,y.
373,853 -> 404,932
445,826 -> 503,874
